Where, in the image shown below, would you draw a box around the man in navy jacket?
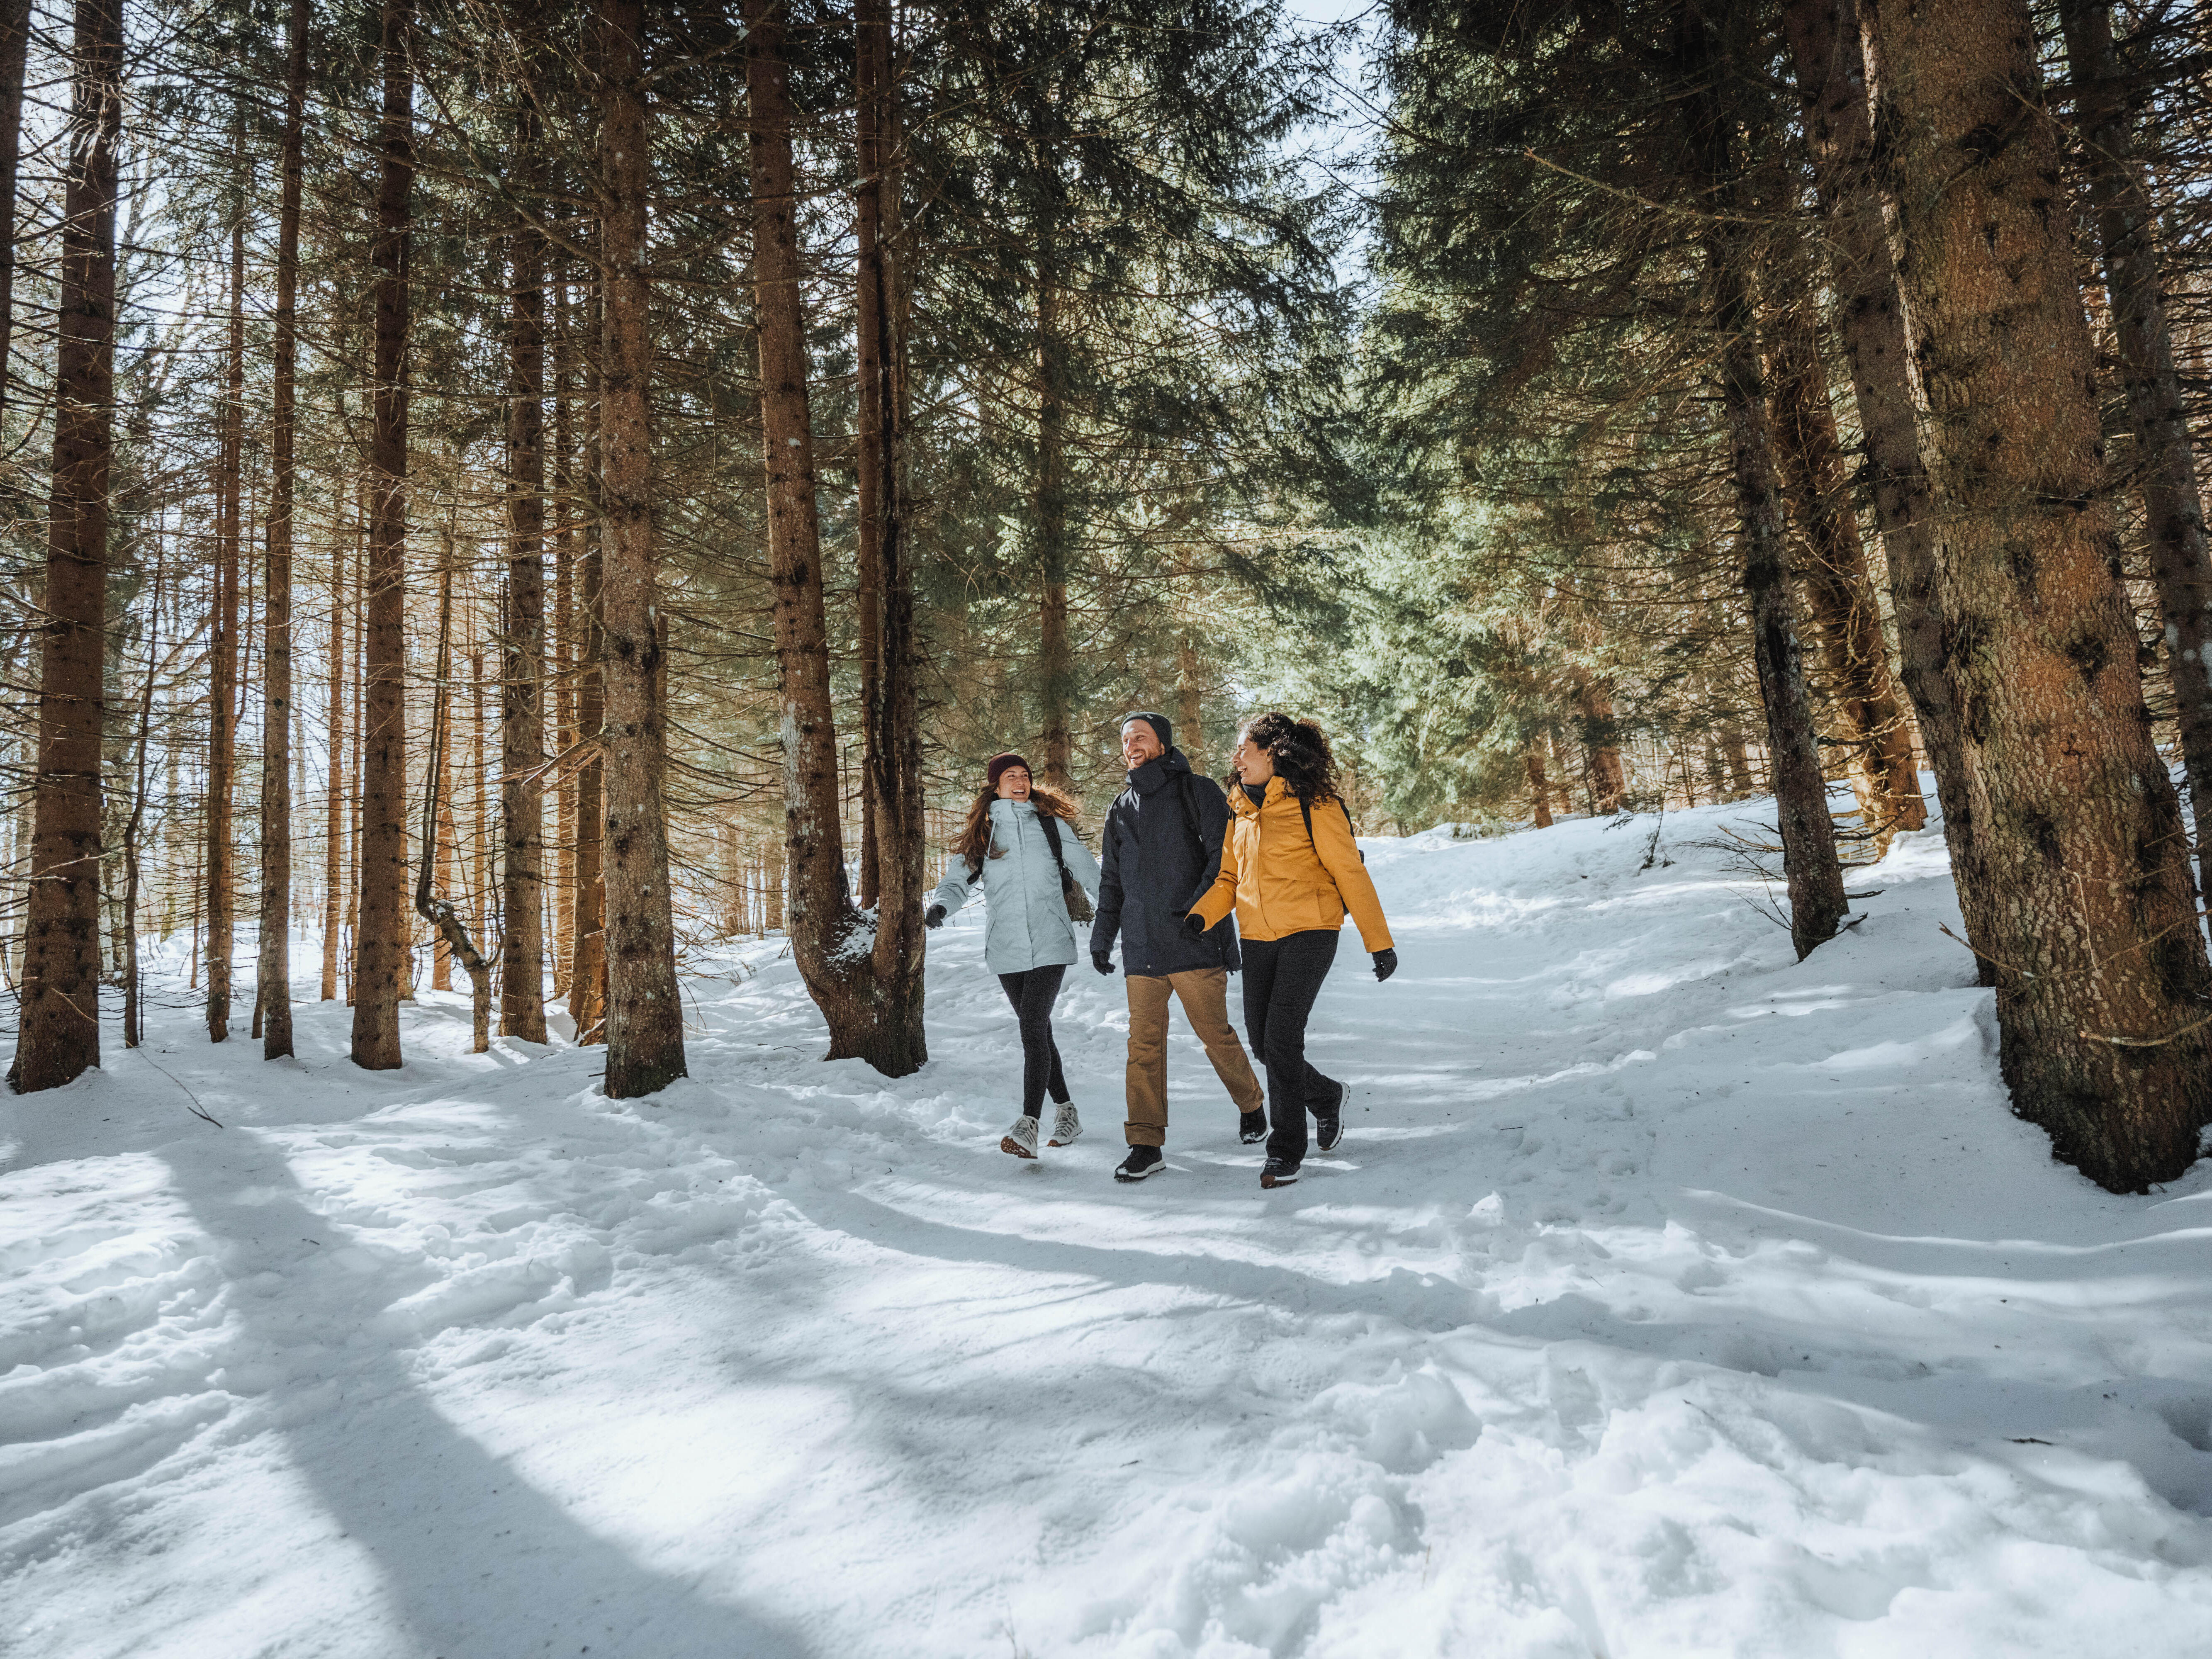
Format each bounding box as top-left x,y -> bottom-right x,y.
1091,712 -> 1265,1180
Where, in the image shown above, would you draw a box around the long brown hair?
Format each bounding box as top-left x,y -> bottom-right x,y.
1242,712 -> 1343,806
954,780 -> 1085,874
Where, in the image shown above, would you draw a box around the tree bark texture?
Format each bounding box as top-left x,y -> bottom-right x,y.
1866,0 -> 2212,1189
569,276 -> 606,1042
0,0 -> 31,418
352,0 -> 414,1070
322,493 -> 347,1000
595,0 -> 684,1097
259,0 -> 307,1060
1572,675 -> 1626,812
417,551 -> 492,1051
1684,12 -> 1847,961
501,67 -> 548,1042
1035,272 -> 1074,794
1526,746 -> 1555,828
207,205 -> 244,1042
855,0 -> 927,1074
1767,296 -> 1927,842
1780,0 -> 1991,975
2059,0 -> 2212,911
748,0 -> 916,1072
11,0 -> 120,1093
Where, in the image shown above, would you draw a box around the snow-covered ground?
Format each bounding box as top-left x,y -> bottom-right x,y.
5,793 -> 2211,1658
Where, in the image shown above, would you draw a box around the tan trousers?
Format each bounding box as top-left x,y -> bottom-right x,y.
1124,968 -> 1265,1146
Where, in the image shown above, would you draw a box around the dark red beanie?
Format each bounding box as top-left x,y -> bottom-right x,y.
986,752 -> 1032,789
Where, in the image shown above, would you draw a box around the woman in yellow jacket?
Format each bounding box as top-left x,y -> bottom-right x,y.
1184,713 -> 1397,1187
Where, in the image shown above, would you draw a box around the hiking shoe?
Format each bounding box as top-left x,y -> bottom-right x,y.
1047,1104 -> 1083,1147
1239,1109 -> 1268,1144
1313,1080 -> 1346,1154
1261,1157 -> 1301,1189
1001,1114 -> 1040,1158
1115,1146 -> 1166,1182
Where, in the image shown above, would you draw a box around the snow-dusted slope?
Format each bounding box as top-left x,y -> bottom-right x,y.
5,795 -> 2210,1658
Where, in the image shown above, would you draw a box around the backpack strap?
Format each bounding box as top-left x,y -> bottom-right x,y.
1039,811 -> 1073,882
1300,795 -> 1367,865
1174,771 -> 1208,867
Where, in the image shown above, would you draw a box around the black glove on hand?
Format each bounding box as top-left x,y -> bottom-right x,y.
1092,950 -> 1113,976
1180,910 -> 1207,939
1372,948 -> 1398,983
925,903 -> 946,930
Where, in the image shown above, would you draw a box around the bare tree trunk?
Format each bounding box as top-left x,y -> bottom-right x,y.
207,198 -> 244,1042
1684,11 -> 1846,960
1176,635 -> 1205,764
747,0 -> 920,1073
352,0 -> 414,1070
1767,295 -> 1926,842
258,0 -> 307,1059
856,0 -> 927,1073
1781,0 -> 1987,971
500,70 -> 548,1041
1035,274 -> 1074,794
1572,674 -> 1626,812
568,274 -> 606,1042
1526,745 -> 1554,828
552,285 -> 575,997
2059,0 -> 2212,908
0,0 -> 29,421
416,548 -> 492,1051
322,490 -> 347,999
595,0 -> 684,1096
11,0 -> 120,1092
1866,0 -> 2212,1190
123,544 -> 161,1046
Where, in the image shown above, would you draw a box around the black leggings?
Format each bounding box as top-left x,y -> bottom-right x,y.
1241,929 -> 1340,1164
998,964 -> 1071,1117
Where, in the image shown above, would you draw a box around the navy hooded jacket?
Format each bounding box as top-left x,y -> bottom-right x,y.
1093,747 -> 1241,976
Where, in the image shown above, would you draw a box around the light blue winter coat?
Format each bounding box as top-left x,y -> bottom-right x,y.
930,799 -> 1102,974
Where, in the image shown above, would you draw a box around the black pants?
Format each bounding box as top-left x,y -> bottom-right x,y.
998,964 -> 1071,1117
1241,929 -> 1340,1165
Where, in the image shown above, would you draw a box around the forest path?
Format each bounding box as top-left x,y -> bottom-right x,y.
5,796 -> 2211,1658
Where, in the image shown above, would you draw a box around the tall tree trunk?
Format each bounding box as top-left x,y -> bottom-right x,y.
2060,0 -> 2212,909
747,0 -> 919,1073
207,200 -> 244,1042
352,0 -> 414,1070
1767,295 -> 1926,842
123,552 -> 158,1048
1035,273 -> 1074,794
1866,0 -> 2212,1190
855,0 -> 927,1074
322,488 -> 347,1000
595,0 -> 684,1097
501,65 -> 548,1042
1780,0 -> 1988,973
416,546 -> 492,1051
1684,13 -> 1847,960
258,0 -> 307,1060
0,0 -> 29,422
552,285 -> 575,997
10,0 -> 121,1093
1176,635 -> 1205,763
852,0 -> 890,915
568,275 -> 606,1042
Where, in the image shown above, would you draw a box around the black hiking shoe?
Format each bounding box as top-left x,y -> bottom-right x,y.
1115,1146 -> 1166,1182
1313,1080 -> 1346,1154
1239,1109 -> 1268,1145
1260,1157 -> 1301,1189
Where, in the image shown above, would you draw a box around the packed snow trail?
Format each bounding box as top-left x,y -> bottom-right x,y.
5,794 -> 2211,1658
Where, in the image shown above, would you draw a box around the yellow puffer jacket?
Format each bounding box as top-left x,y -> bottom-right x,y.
1192,777 -> 1394,950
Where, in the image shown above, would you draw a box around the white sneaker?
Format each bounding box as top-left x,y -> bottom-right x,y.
1047,1104 -> 1082,1147
1001,1114 -> 1040,1158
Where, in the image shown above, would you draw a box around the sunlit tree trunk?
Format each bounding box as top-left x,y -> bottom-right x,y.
595,0 -> 684,1096
568,272 -> 606,1042
1866,0 -> 2212,1189
322,487 -> 347,1001
207,192 -> 244,1042
11,0 -> 121,1093
258,0 -> 307,1059
352,0 -> 414,1070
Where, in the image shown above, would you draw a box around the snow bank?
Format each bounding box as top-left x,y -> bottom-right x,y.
4,791 -> 2209,1657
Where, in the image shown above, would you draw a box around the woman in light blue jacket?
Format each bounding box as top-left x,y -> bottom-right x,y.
927,752 -> 1102,1159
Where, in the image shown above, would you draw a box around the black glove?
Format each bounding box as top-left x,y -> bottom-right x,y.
925,903 -> 946,929
1372,948 -> 1397,983
1092,950 -> 1113,976
1180,910 -> 1207,939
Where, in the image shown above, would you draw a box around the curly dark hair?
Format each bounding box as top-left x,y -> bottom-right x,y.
1242,712 -> 1343,805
